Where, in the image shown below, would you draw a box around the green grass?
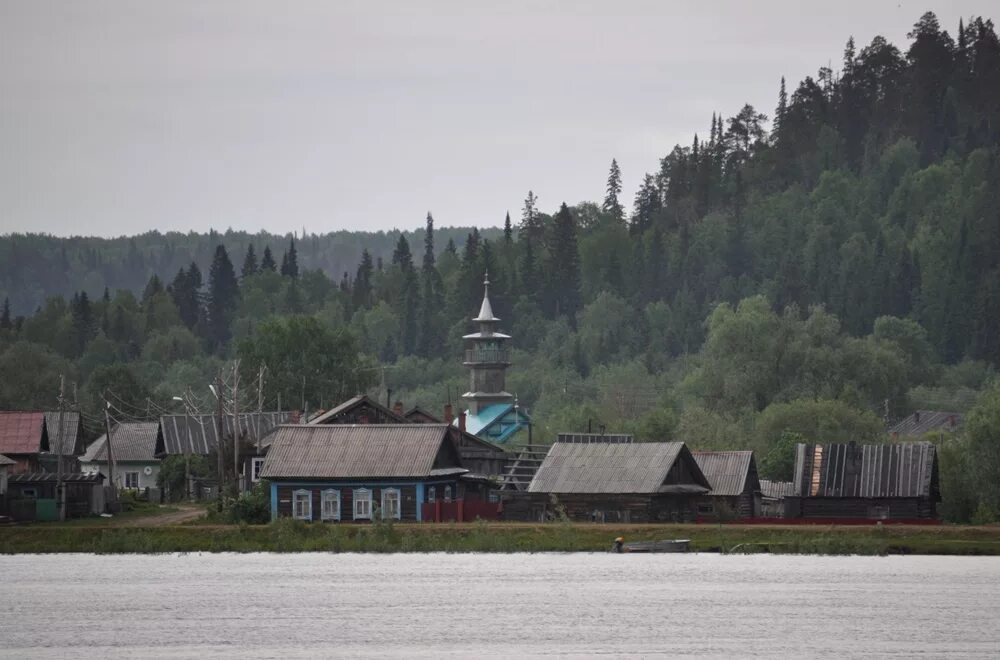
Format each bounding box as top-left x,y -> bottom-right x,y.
3,520 -> 1000,555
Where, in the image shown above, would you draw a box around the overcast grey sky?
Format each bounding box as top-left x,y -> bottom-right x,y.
0,1 -> 994,237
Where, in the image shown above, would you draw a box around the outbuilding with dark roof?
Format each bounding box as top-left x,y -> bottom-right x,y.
504,441 -> 711,523
693,450 -> 761,519
786,442 -> 941,520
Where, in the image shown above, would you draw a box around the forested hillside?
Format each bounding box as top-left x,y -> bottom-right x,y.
1,12 -> 999,521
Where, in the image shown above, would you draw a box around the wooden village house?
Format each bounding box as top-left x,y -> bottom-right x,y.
261,424 -> 500,523
759,479 -> 795,518
692,450 -> 761,519
81,421 -> 163,497
786,441 -> 941,521
0,411 -> 82,475
503,441 -> 711,523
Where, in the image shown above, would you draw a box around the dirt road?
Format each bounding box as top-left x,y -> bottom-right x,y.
120,505 -> 205,527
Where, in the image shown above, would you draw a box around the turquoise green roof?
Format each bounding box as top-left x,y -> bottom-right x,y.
457,403 -> 530,444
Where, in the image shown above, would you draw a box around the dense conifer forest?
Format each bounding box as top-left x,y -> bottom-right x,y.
2,12 -> 1000,521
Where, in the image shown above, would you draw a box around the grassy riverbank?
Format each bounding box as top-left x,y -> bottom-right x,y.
4,520 -> 1000,555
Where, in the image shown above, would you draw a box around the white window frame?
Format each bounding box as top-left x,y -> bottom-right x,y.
251,457 -> 266,482
353,488 -> 372,520
428,486 -> 436,503
381,488 -> 401,520
444,485 -> 452,503
292,489 -> 312,520
321,489 -> 341,521
124,471 -> 140,489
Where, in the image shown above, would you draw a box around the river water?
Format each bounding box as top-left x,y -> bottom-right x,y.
1,553 -> 998,658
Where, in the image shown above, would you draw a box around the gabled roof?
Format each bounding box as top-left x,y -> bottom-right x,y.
44,412 -> 82,456
0,412 -> 46,455
0,454 -> 15,466
309,394 -> 408,425
404,406 -> 441,424
888,410 -> 961,437
792,442 -> 939,500
528,442 -> 711,494
84,422 -> 161,463
693,450 -> 758,497
261,424 -> 460,480
158,411 -> 292,455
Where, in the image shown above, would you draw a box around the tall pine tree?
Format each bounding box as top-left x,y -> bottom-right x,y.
602,158 -> 625,223
280,238 -> 299,278
206,245 -> 239,350
241,245 -> 259,279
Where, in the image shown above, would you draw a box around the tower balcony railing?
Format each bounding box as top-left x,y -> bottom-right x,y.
464,348 -> 511,364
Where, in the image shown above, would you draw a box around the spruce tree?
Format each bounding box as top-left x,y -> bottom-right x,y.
241,245 -> 259,279
774,76 -> 788,135
141,275 -> 163,303
352,250 -> 374,311
261,246 -> 277,272
519,191 -> 543,244
0,297 -> 11,330
547,203 -> 581,321
418,213 -> 444,356
503,212 -> 513,245
603,158 -> 624,223
280,238 -> 299,278
206,244 -> 239,350
445,238 -> 457,255
71,291 -> 95,355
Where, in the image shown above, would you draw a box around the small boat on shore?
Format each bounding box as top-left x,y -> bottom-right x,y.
615,538 -> 690,553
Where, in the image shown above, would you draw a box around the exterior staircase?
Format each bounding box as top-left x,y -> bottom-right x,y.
499,443 -> 550,491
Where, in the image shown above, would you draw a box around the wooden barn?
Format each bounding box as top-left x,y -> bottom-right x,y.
3,472 -> 105,521
262,424 -> 498,522
785,442 -> 941,520
503,442 -> 711,523
692,450 -> 761,519
759,479 -> 795,518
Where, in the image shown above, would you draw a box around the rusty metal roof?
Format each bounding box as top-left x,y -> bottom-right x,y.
888,410 -> 961,437
792,442 -> 939,499
158,411 -> 292,455
760,479 -> 795,499
261,424 -> 458,480
0,412 -> 46,455
84,422 -> 161,463
9,472 -> 103,483
693,451 -> 757,497
528,442 -> 711,494
43,412 -> 81,456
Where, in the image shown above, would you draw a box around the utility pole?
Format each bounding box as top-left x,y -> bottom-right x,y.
256,367 -> 265,455
56,375 -> 66,521
232,361 -> 240,493
215,372 -> 224,500
103,396 -> 118,506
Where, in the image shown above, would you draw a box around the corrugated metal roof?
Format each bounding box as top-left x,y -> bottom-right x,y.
760,479 -> 795,499
9,472 -> 103,483
792,442 -> 939,499
159,411 -> 292,455
528,442 -> 710,494
43,412 -> 81,456
85,422 -> 161,463
0,453 -> 15,466
0,412 -> 45,455
693,451 -> 756,497
888,411 -> 962,437
261,424 -> 455,480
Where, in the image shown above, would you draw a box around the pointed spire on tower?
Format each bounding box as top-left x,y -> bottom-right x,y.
474,270 -> 499,322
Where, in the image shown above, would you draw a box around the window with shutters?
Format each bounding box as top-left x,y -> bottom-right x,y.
353,488 -> 372,520
382,488 -> 401,520
292,489 -> 312,520
321,489 -> 340,521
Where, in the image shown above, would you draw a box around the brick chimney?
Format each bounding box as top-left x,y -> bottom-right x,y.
458,410 -> 467,432
393,401 -> 404,416
443,403 -> 454,424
